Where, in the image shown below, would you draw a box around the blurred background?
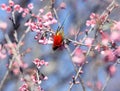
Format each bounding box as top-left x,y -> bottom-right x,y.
0,0 -> 120,91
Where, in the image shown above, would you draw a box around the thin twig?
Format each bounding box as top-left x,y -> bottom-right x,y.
101,59 -> 118,91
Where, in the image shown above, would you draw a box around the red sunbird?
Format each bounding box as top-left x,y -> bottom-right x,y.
52,13 -> 69,50
52,27 -> 64,50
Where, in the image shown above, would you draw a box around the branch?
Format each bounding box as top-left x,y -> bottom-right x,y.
68,0 -> 117,91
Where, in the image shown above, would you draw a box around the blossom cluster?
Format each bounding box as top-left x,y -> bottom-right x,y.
33,58 -> 48,69
1,1 -> 33,17
1,1 -> 58,45
19,58 -> 48,91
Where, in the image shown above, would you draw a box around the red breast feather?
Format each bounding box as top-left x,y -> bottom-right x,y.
52,34 -> 63,50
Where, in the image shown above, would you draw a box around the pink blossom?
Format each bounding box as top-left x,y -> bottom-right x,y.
18,7 -> 23,13
33,58 -> 47,68
43,21 -> 51,27
85,38 -> 94,47
86,20 -> 91,26
39,9 -> 44,14
23,8 -> 29,14
38,38 -> 48,45
38,23 -> 43,29
95,81 -> 102,90
44,76 -> 48,80
42,15 -> 49,21
74,48 -> 82,56
24,20 -> 31,26
29,22 -> 38,31
72,55 -> 85,65
28,3 -> 34,10
38,36 -> 53,45
0,21 -> 7,30
100,31 -> 110,45
1,4 -> 7,10
86,81 -> 93,88
91,20 -> 96,27
14,4 -> 20,11
51,18 -> 57,24
4,43 -> 17,54
9,1 -> 14,6
0,45 -> 6,59
46,12 -> 53,20
112,21 -> 120,31
95,44 -> 101,52
31,72 -> 47,84
86,13 -> 99,27
108,65 -> 116,77
13,68 -> 19,75
31,74 -> 42,84
90,13 -> 99,19
60,2 -> 66,9
0,52 -> 6,59
19,83 -> 29,91
110,31 -> 120,41
47,38 -> 53,44
37,17 -> 42,22
22,12 -> 27,17
114,47 -> 120,57
12,60 -> 27,75
86,20 -> 96,27
102,38 -> 109,46
101,49 -> 116,62
19,61 -> 28,68
72,48 -> 85,65
6,6 -> 12,13
37,86 -> 42,91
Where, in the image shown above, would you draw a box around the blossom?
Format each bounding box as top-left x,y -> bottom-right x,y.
86,81 -> 93,88
86,13 -> 99,27
114,46 -> 120,57
110,30 -> 120,42
0,45 -> 6,59
108,65 -> 116,77
90,13 -> 99,19
100,31 -> 110,46
101,49 -> 116,62
72,48 -> 85,65
33,58 -> 48,69
38,37 -> 53,45
28,3 -> 34,10
112,21 -> 120,31
12,61 -> 28,75
86,20 -> 96,27
1,4 -> 7,10
95,81 -> 102,90
31,73 -> 42,84
0,21 -> 7,30
95,44 -> 101,52
9,1 -> 14,6
60,2 -> 66,9
6,6 -> 12,13
23,8 -> 29,14
85,38 -> 94,47
19,83 -> 29,91
14,4 -> 21,11
39,8 -> 44,14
